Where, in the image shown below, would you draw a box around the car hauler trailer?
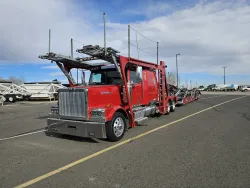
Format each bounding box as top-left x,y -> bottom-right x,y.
22,81 -> 66,100
0,81 -> 31,102
175,88 -> 201,106
39,44 -> 177,141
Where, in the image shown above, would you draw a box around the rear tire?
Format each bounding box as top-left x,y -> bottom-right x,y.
2,96 -> 6,102
165,101 -> 171,115
170,100 -> 176,112
106,112 -> 126,142
8,96 -> 15,103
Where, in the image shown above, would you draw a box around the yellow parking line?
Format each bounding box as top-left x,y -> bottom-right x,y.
14,96 -> 246,188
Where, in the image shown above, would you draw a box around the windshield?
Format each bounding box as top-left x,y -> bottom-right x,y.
89,68 -> 123,85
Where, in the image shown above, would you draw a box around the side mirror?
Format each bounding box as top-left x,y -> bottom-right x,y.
81,71 -> 86,85
136,66 -> 143,82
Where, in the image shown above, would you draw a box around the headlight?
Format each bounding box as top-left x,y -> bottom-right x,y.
91,108 -> 105,117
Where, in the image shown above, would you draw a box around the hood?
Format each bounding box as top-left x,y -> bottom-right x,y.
75,85 -> 123,108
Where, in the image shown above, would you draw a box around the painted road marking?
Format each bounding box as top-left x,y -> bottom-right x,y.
14,95 -> 247,188
0,130 -> 45,141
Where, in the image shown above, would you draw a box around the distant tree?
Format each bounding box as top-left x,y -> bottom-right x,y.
8,76 -> 25,85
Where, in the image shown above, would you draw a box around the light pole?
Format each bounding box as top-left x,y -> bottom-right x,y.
222,66 -> 226,84
176,53 -> 180,87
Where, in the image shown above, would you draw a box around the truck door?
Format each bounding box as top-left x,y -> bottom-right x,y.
129,69 -> 143,105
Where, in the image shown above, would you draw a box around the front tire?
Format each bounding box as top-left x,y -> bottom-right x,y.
106,112 -> 126,142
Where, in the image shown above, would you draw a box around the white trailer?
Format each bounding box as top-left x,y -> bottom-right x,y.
213,84 -> 226,91
22,81 -> 66,100
0,81 -> 31,102
221,84 -> 239,91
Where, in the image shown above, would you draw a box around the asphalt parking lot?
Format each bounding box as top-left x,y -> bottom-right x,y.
0,94 -> 250,188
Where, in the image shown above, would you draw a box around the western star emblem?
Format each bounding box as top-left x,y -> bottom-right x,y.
100,91 -> 112,95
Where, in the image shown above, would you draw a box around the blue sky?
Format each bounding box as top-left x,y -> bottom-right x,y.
1,0 -> 250,86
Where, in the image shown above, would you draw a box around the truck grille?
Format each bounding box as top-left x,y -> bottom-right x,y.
58,88 -> 88,119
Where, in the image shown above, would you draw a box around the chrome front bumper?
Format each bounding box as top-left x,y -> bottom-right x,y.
46,118 -> 107,139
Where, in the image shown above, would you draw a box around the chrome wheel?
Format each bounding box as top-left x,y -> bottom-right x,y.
167,102 -> 170,113
172,101 -> 175,110
113,117 -> 125,138
170,100 -> 175,112
9,96 -> 14,102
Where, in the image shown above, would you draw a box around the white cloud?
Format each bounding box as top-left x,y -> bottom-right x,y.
42,65 -> 59,69
1,0 -> 250,81
49,72 -> 64,77
110,0 -> 250,76
0,0 -> 103,63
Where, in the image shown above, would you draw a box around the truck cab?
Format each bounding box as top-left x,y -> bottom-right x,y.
40,45 -> 176,142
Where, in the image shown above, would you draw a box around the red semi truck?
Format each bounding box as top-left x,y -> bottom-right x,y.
39,45 -> 177,141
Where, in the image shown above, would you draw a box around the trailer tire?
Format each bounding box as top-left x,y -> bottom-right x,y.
8,96 -> 15,103
24,96 -> 30,101
106,112 -> 126,142
165,101 -> 171,115
170,100 -> 176,112
2,96 -> 6,102
45,131 -> 53,136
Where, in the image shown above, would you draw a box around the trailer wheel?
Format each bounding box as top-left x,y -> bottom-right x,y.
2,96 -> 6,102
106,112 -> 126,142
8,96 -> 15,102
165,101 -> 171,115
170,100 -> 176,112
24,96 -> 31,101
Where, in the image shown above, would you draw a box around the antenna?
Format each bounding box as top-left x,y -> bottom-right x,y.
48,29 -> 51,53
103,12 -> 107,55
128,25 -> 130,58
